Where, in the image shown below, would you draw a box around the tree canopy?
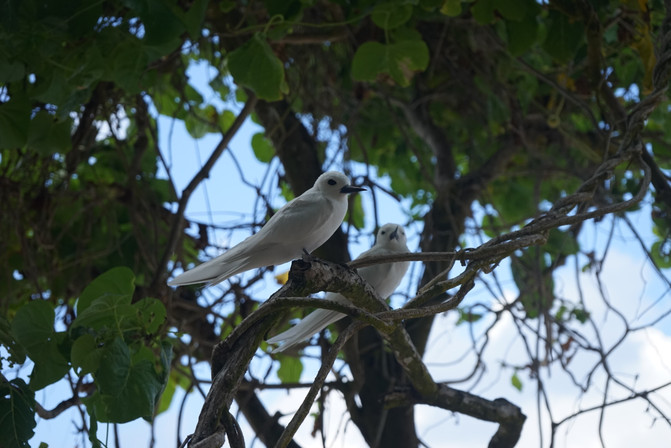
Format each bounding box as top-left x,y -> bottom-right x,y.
2,0 -> 671,447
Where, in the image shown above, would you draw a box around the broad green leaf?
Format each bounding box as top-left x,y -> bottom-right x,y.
156,371 -> 178,415
251,132 -> 275,163
228,34 -> 286,101
27,331 -> 70,391
511,372 -> 523,391
185,111 -> 211,139
0,314 -> 26,365
543,10 -> 584,63
651,240 -> 671,268
141,0 -> 185,47
351,40 -> 429,86
106,37 -> 148,93
351,42 -> 388,82
27,111 -> 72,156
421,0 -> 444,9
182,0 -> 208,38
10,301 -> 53,350
11,301 -> 69,390
497,0 -> 532,21
440,0 -> 462,16
86,358 -> 163,423
134,298 -> 167,335
0,60 -> 24,82
95,337 -> 131,395
506,15 -> 538,56
0,378 -> 36,448
219,109 -> 236,132
277,355 -> 303,383
71,334 -> 103,375
72,294 -> 135,333
77,267 -> 135,315
348,194 -> 365,229
371,4 -> 413,30
0,96 -> 31,149
471,0 -> 495,25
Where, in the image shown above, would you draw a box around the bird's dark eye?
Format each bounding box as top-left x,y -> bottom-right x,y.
327,179 -> 337,186
381,231 -> 386,234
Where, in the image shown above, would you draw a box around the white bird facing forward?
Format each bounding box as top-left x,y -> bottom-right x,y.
267,223 -> 410,353
168,171 -> 365,286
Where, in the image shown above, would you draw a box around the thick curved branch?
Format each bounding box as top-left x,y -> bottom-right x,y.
385,385 -> 526,448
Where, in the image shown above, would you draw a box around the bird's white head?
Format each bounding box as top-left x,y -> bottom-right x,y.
314,171 -> 365,198
377,223 -> 407,247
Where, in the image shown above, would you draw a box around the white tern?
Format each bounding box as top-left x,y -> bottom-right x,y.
267,223 -> 410,353
168,171 -> 365,286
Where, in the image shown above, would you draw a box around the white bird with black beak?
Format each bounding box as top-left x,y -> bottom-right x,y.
168,171 -> 365,286
267,223 -> 410,353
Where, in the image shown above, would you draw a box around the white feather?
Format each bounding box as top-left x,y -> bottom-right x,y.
168,171 -> 364,286
268,223 -> 410,352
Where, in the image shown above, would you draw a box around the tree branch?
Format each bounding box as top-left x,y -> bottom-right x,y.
385,384 -> 526,448
154,94 -> 258,290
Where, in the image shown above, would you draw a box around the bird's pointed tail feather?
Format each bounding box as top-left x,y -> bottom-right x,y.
268,309 -> 345,353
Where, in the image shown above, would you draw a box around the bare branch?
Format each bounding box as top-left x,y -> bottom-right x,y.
385,384 -> 526,448
154,94 -> 258,289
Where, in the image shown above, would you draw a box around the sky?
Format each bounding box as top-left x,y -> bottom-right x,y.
18,61 -> 671,448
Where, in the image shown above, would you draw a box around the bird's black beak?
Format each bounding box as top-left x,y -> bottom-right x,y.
341,185 -> 366,194
389,226 -> 399,241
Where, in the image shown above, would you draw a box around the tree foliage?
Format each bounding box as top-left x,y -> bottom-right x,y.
2,0 -> 671,447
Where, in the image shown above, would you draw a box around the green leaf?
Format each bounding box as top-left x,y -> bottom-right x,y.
0,314 -> 26,365
351,42 -> 388,82
228,34 -> 286,101
77,267 -> 135,315
185,111 -> 210,139
348,194 -> 365,229
0,378 -> 36,448
0,95 -> 31,149
11,301 -> 69,390
651,240 -> 671,268
251,132 -> 275,163
72,294 -> 135,333
440,0 -> 462,17
571,308 -> 590,324
182,0 -> 208,38
156,358 -> 183,415
277,355 -> 303,383
511,372 -> 523,391
96,337 -> 131,395
471,0 -> 495,25
371,4 -> 413,30
71,334 -> 103,375
456,309 -> 483,325
497,0 -> 531,21
506,15 -> 538,56
156,371 -> 178,415
141,0 -> 185,47
27,111 -> 72,155
0,60 -> 24,82
543,10 -> 584,63
85,358 -> 163,423
134,297 -> 167,335
219,109 -> 235,132
352,40 -> 429,86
